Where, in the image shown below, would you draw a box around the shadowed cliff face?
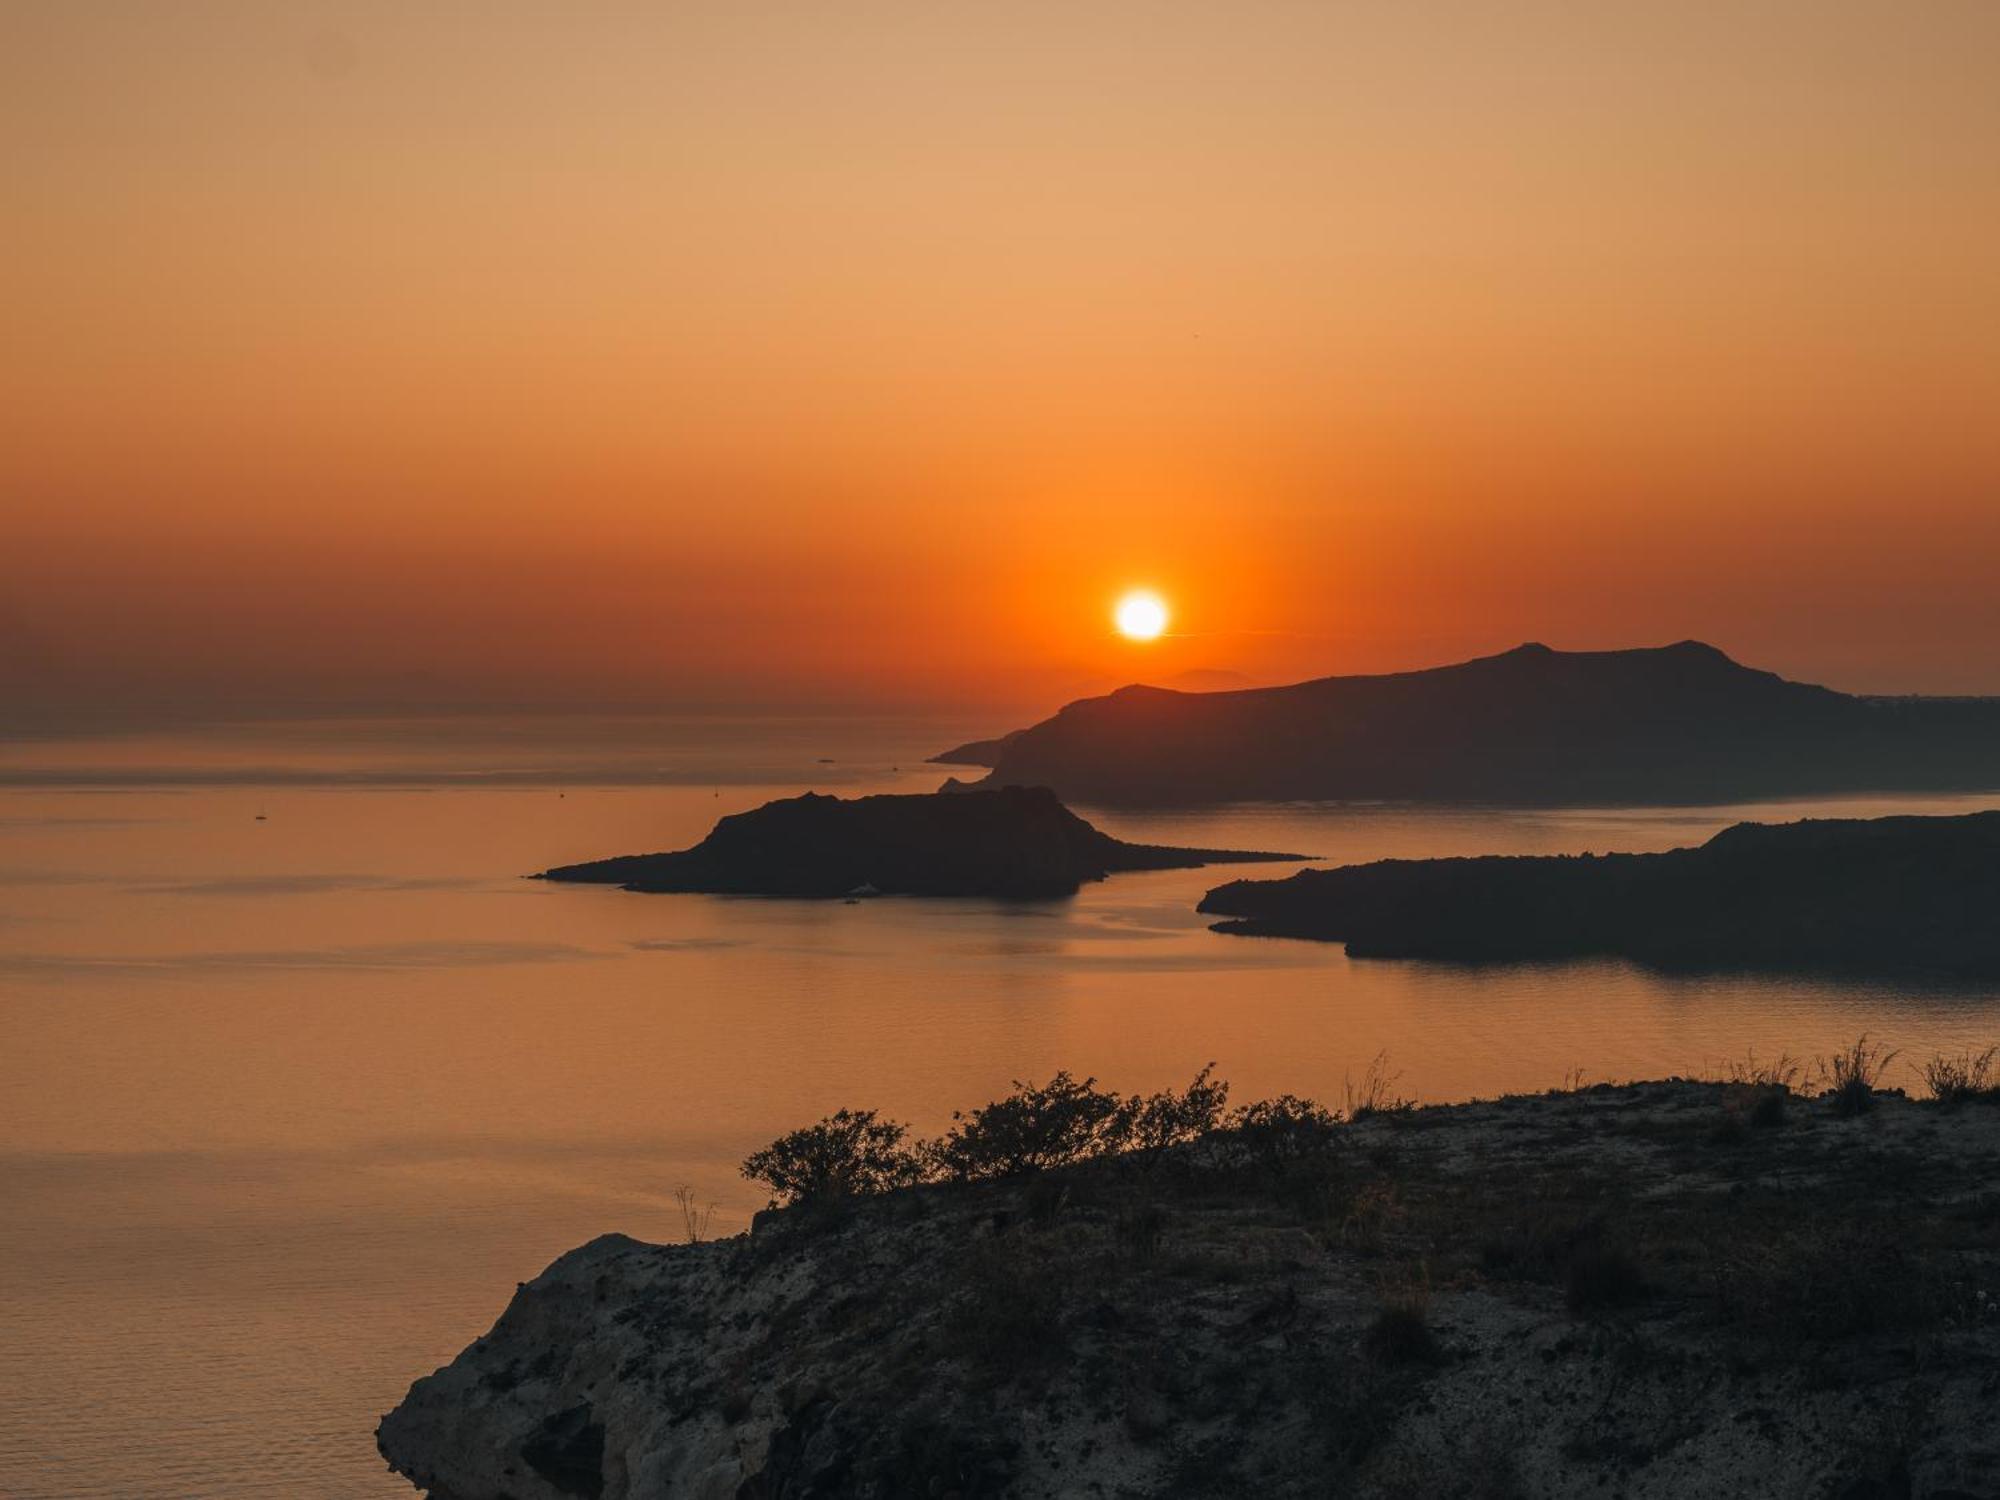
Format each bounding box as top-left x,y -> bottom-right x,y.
377,1082 -> 2000,1500
951,642 -> 2000,806
537,786 -> 1305,899
1201,808 -> 2000,975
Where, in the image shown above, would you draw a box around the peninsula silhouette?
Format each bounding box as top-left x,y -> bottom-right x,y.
1200,808 -> 2000,975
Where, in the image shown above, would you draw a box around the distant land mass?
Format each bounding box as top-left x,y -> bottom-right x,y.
928,673 -> 1254,766
926,728 -> 1023,768
942,641 -> 2000,805
1200,809 -> 2000,976
537,786 -> 1306,899
1151,667 -> 1259,693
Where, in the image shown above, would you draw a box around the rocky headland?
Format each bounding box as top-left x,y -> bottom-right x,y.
536,785 -> 1306,899
1199,808 -> 2000,976
379,1067 -> 2000,1498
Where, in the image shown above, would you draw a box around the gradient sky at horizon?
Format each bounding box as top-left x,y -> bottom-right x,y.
5,1 -> 1999,720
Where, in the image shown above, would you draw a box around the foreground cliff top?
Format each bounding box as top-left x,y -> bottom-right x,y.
536,785 -> 1307,898
381,1067 -> 2000,1499
943,640 -> 2000,805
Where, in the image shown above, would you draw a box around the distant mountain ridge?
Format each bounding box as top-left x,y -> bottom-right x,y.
944,641 -> 2000,805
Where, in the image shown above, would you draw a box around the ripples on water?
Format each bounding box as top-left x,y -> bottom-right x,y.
3,716 -> 1998,1496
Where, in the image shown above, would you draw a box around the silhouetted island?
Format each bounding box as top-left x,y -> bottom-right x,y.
537,785 -> 1306,898
1200,808 -> 2000,975
942,641 -> 2000,805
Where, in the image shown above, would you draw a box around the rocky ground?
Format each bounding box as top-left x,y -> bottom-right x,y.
379,1080 -> 2000,1499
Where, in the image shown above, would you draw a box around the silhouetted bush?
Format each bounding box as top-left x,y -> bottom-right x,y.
1114,1063 -> 1231,1154
742,1065 -> 1355,1210
1818,1035 -> 1900,1117
925,1071 -> 1126,1182
1714,1051 -> 1799,1135
1229,1094 -> 1342,1164
741,1108 -> 922,1208
1922,1046 -> 1998,1106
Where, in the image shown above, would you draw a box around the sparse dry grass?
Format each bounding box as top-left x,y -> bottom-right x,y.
1817,1035 -> 1901,1117
1709,1051 -> 1801,1139
674,1184 -> 717,1244
1922,1047 -> 1999,1106
1346,1052 -> 1417,1121
1722,1050 -> 1803,1091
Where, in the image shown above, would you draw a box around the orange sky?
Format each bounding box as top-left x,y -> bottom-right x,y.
5,1 -> 1999,720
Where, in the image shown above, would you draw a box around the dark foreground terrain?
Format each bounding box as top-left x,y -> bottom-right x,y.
945,641 -> 2000,805
380,1065 -> 2000,1499
1201,809 -> 2000,976
537,785 -> 1304,898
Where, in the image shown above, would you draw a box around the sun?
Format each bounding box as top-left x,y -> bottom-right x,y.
1114,590 -> 1169,641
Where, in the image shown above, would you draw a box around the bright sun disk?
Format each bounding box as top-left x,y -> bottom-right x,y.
1114,591 -> 1169,640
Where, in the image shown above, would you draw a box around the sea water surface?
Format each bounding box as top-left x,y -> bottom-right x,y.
4,714 -> 1999,1497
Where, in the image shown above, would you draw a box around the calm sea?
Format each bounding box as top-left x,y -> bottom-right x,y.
4,714 -> 1998,1497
